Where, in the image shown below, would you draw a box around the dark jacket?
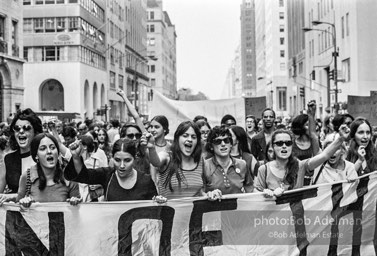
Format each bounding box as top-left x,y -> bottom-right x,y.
249,131 -> 267,162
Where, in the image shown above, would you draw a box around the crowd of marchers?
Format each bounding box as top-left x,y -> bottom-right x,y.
0,92 -> 375,206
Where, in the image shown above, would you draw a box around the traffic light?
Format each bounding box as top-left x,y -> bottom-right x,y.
311,70 -> 315,80
299,87 -> 305,96
329,70 -> 334,80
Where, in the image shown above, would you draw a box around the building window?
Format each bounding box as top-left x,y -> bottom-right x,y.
150,24 -> 155,32
279,0 -> 284,7
35,0 -> 43,4
43,46 -> 60,61
342,58 -> 350,82
110,71 -> 116,89
23,0 -> 31,5
11,20 -> 18,56
119,75 -> 124,90
346,13 -> 349,36
148,38 -> 155,46
277,87 -> 287,111
34,18 -> 44,33
45,18 -> 55,32
149,11 -> 154,20
341,16 -> 344,38
279,25 -> 284,32
280,50 -> 285,58
280,38 -> 284,45
279,12 -> 284,19
56,17 -> 65,32
68,17 -> 79,32
298,62 -> 303,74
23,18 -> 33,33
151,65 -> 155,73
280,63 -> 285,71
151,78 -> 156,87
45,0 -> 55,4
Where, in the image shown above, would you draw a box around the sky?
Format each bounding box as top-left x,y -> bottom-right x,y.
163,0 -> 241,100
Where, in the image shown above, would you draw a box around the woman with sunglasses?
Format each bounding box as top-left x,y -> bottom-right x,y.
151,121 -> 204,199
346,117 -> 377,175
17,133 -> 81,207
255,125 -> 350,197
0,109 -> 43,204
196,120 -> 211,159
119,123 -> 151,175
65,138 -> 161,201
203,126 -> 253,200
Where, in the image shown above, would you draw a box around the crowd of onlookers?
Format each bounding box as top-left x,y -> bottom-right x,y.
0,97 -> 375,207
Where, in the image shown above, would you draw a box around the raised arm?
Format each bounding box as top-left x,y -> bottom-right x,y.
116,89 -> 146,133
307,100 -> 320,156
308,124 -> 350,170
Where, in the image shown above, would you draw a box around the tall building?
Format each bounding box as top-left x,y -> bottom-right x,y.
147,0 -> 177,100
255,0 -> 288,117
223,45 -> 242,99
240,0 -> 256,97
125,0 -> 150,118
0,1 -> 25,120
286,0 -> 309,117
23,0 -> 108,122
287,0 -> 377,117
106,0 -> 127,121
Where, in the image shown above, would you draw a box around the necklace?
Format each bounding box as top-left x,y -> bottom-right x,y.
155,141 -> 167,147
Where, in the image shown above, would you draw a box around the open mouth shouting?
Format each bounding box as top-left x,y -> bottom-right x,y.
46,155 -> 56,165
16,134 -> 30,148
359,139 -> 369,147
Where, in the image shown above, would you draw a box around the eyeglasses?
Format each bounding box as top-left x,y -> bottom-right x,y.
201,130 -> 210,135
13,125 -> 33,132
212,137 -> 231,145
126,133 -> 142,140
273,140 -> 293,147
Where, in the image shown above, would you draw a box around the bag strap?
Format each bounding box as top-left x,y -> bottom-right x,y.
25,168 -> 32,197
312,161 -> 327,185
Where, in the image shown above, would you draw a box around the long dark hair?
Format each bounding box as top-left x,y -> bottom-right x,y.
98,127 -> 111,157
271,129 -> 299,189
163,121 -> 202,189
230,125 -> 251,154
112,138 -> 137,158
346,117 -> 377,173
30,133 -> 65,190
9,108 -> 43,150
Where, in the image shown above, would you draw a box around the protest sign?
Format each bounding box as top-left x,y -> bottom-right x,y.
1,173 -> 377,255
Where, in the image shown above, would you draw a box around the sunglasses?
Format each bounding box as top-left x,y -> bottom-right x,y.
13,124 -> 33,132
212,137 -> 231,145
273,140 -> 293,147
126,133 -> 142,140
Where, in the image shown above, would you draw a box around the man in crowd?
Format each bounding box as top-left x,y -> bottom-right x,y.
250,108 -> 276,164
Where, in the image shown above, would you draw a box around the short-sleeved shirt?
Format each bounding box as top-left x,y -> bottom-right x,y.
21,165 -> 80,203
312,160 -> 358,184
203,156 -> 253,194
64,158 -> 157,201
158,157 -> 204,199
255,160 -> 308,191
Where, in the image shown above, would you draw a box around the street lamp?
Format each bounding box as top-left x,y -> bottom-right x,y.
303,20 -> 339,113
267,80 -> 273,108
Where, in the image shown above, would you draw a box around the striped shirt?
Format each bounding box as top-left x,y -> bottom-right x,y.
158,157 -> 204,199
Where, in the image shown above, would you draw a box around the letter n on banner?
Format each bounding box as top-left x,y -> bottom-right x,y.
189,199 -> 237,256
5,211 -> 65,255
118,206 -> 175,256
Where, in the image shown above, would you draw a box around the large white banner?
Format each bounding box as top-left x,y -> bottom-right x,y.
150,91 -> 245,139
1,173 -> 377,255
